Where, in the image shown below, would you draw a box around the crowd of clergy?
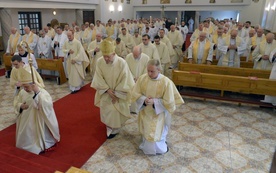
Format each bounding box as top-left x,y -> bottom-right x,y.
5,16 -> 276,102
4,16 -> 276,155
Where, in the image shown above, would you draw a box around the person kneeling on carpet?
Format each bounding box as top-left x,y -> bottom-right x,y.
14,67 -> 60,154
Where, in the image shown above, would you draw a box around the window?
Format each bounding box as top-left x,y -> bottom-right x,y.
18,12 -> 42,35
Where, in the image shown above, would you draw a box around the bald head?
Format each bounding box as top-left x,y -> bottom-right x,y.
249,29 -> 255,38
170,25 -> 176,32
266,33 -> 275,44
230,30 -> 238,39
67,31 -> 74,41
11,27 -> 17,34
199,32 -> 207,41
132,46 -> 142,59
24,26 -> 30,34
96,33 -> 102,42
257,28 -> 264,37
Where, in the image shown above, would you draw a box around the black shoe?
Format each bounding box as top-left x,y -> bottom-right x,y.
107,133 -> 117,139
71,90 -> 79,94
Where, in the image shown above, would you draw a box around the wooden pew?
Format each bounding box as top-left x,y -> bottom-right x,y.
178,62 -> 270,79
3,54 -> 67,85
183,56 -> 254,68
173,70 -> 276,95
172,70 -> 276,106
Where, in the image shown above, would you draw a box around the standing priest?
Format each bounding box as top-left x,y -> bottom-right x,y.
63,31 -> 89,94
91,38 -> 135,139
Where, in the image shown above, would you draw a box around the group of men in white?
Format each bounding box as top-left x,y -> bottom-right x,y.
186,18 -> 276,105
5,16 -> 276,155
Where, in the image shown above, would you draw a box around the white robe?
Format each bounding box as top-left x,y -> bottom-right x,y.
38,35 -> 53,75
14,88 -> 60,154
131,73 -> 184,155
263,48 -> 276,105
91,55 -> 135,129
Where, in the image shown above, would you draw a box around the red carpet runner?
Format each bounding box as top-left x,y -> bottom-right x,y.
0,68 -> 5,77
0,84 -> 106,172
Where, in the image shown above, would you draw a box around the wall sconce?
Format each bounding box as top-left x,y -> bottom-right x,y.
118,5 -> 123,12
109,5 -> 114,13
53,10 -> 56,15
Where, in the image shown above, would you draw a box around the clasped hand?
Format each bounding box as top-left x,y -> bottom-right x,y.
20,102 -> 29,110
107,89 -> 118,104
144,97 -> 154,105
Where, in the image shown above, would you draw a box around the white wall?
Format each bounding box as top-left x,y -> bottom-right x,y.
239,0 -> 266,25
133,0 -> 265,26
133,0 -> 251,6
199,11 -> 238,21
96,0 -> 134,23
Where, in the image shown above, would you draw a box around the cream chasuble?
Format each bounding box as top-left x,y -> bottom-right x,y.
87,40 -> 102,77
7,32 -> 21,54
131,73 -> 184,142
139,43 -> 160,61
167,30 -> 184,64
91,55 -> 135,128
14,88 -> 60,154
63,39 -> 89,87
125,53 -> 149,79
218,36 -> 246,67
188,39 -> 213,64
252,40 -> 276,70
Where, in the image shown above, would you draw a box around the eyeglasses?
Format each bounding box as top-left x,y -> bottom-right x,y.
142,39 -> 148,41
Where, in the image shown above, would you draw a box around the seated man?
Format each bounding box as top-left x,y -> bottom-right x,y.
187,32 -> 213,65
14,67 -> 60,154
132,59 -> 184,155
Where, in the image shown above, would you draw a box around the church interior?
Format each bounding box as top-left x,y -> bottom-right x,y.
0,0 -> 276,172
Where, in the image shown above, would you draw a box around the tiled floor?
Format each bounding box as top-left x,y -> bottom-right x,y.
0,71 -> 275,173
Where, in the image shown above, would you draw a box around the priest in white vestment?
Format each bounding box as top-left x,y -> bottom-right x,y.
63,31 -> 89,94
167,25 -> 184,68
153,35 -> 171,76
263,48 -> 276,106
252,33 -> 276,70
132,59 -> 184,155
188,32 -> 213,65
125,46 -> 149,82
15,44 -> 38,69
10,55 -> 44,97
115,38 -> 128,59
6,27 -> 22,55
91,38 -> 135,139
217,29 -> 246,67
118,28 -> 136,54
22,26 -> 38,57
51,26 -> 68,77
37,30 -> 53,75
87,33 -> 103,78
139,34 -> 160,61
14,67 -> 60,154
